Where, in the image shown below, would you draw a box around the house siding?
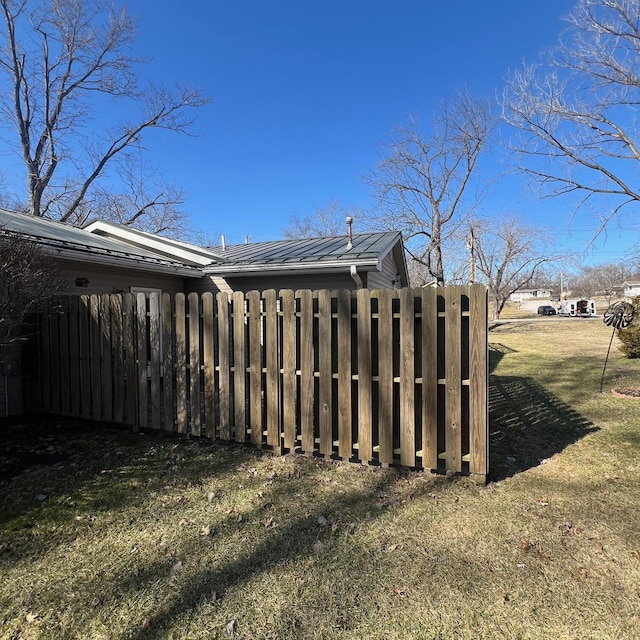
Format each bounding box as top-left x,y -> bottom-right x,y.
56,259 -> 188,295
223,271 -> 361,293
367,252 -> 401,290
186,275 -> 230,295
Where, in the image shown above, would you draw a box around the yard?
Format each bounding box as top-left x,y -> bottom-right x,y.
1,317 -> 639,639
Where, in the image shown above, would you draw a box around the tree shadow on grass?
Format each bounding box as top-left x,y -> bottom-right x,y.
489,373 -> 599,481
0,417 -> 265,555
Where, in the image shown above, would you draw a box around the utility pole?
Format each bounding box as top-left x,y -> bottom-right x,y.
467,227 -> 475,284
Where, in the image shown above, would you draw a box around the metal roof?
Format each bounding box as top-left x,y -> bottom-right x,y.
0,209 -> 202,276
205,232 -> 403,273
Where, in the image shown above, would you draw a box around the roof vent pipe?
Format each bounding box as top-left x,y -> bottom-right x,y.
221,234 -> 226,251
346,216 -> 353,250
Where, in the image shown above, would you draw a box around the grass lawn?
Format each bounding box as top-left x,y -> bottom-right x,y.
1,317 -> 639,639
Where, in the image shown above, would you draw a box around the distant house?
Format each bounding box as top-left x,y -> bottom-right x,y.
622,280 -> 640,301
510,288 -> 552,302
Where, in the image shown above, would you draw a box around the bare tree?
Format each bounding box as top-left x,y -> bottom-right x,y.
366,92 -> 496,285
0,0 -> 207,232
570,261 -> 633,301
503,0 -> 640,237
0,226 -> 63,345
472,216 -> 554,319
87,156 -> 191,236
284,201 -> 363,239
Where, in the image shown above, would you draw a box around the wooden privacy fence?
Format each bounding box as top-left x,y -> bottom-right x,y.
32,285 -> 488,482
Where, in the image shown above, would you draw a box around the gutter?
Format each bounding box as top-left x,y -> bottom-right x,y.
204,258 -> 378,276
350,265 -> 363,289
49,246 -> 204,278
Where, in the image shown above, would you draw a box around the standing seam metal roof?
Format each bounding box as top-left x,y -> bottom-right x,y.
208,231 -> 401,266
0,209 -> 201,274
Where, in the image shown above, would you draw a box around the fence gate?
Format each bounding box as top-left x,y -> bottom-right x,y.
31,285 -> 488,482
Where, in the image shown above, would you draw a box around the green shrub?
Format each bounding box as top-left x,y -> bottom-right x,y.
617,297 -> 640,358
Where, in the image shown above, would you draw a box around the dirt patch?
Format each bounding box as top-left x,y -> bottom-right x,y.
611,388 -> 640,399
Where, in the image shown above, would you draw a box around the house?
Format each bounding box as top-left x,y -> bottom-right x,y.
0,208 -> 208,296
201,232 -> 409,293
622,280 -> 640,301
2,210 -> 409,296
83,218 -> 409,294
1,209 -> 409,417
510,288 -> 553,302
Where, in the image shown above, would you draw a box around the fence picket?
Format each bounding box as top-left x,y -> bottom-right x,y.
445,287 -> 462,473
162,294 -> 175,432
281,290 -> 296,449
421,287 -> 438,469
202,293 -> 214,438
122,293 -> 136,427
90,295 -> 102,420
49,300 -> 61,414
400,288 -> 415,467
149,293 -> 161,429
264,290 -> 279,449
68,296 -> 81,417
79,296 -> 91,420
233,291 -> 247,443
111,294 -> 124,424
175,293 -> 188,434
318,290 -> 332,457
188,292 -> 201,437
376,289 -> 393,465
298,290 -> 314,453
247,291 -> 262,446
58,296 -> 71,416
136,293 -> 148,430
337,289 -> 352,459
356,289 -> 372,463
469,284 -> 488,483
99,295 -> 113,423
217,292 -> 231,440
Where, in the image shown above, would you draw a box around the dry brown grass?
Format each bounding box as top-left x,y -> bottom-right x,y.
1,318 -> 639,639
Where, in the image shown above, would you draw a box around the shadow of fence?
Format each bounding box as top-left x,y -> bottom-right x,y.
488,374 -> 599,482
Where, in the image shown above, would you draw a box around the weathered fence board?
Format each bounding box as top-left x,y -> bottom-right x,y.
32,285 -> 488,481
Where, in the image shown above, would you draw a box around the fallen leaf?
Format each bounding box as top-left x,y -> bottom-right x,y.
201,525 -> 212,537
313,540 -> 325,554
171,561 -> 183,573
317,515 -> 327,527
225,619 -> 236,636
26,611 -> 41,624
592,540 -> 604,554
35,494 -> 47,502
393,586 -> 408,599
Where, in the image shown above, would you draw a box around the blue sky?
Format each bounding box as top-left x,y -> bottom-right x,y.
4,0 -> 638,263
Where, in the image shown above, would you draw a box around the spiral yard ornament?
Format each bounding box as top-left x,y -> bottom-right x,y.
600,301 -> 636,393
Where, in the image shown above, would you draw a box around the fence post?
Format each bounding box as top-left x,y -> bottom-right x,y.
469,284 -> 488,483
